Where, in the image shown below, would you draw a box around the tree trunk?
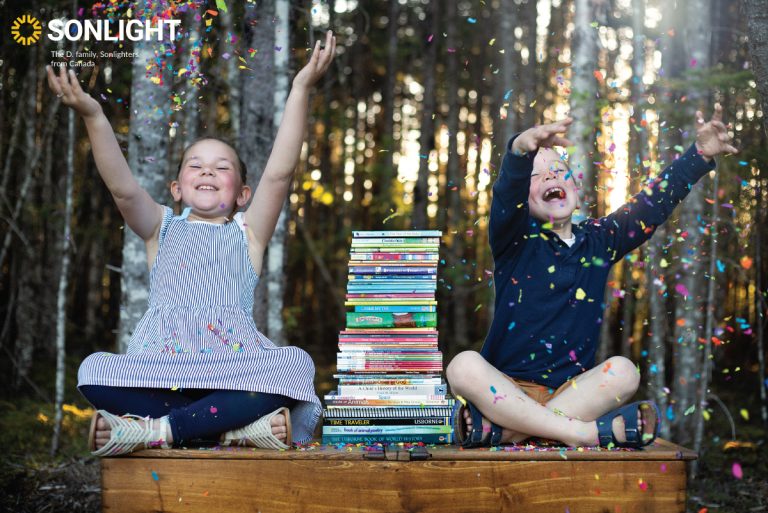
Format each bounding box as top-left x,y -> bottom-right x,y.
221,5 -> 240,135
569,0 -> 600,218
182,7 -> 201,147
380,0 -> 398,210
51,105 -> 75,457
264,0 -> 291,346
412,1 -> 437,229
646,225 -> 671,439
240,0 -> 276,334
495,0 -> 519,152
744,0 -> 768,139
671,0 -> 711,446
119,38 -> 173,352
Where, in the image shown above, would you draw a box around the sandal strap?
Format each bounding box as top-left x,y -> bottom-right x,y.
596,400 -> 660,449
221,407 -> 291,450
91,411 -> 169,457
460,401 -> 503,448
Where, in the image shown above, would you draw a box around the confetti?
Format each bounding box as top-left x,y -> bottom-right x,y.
575,288 -> 586,300
731,462 -> 743,479
151,470 -> 159,481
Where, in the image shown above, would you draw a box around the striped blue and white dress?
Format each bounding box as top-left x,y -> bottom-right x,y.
78,207 -> 321,442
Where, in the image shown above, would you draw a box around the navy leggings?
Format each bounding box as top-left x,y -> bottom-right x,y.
80,385 -> 295,446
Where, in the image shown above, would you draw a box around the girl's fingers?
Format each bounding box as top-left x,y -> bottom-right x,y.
695,110 -> 705,128
45,65 -> 60,94
711,103 -> 723,123
724,144 -> 738,154
552,136 -> 574,147
711,120 -> 727,132
68,69 -> 84,94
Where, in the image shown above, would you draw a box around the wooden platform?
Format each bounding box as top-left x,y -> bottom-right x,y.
100,439 -> 696,513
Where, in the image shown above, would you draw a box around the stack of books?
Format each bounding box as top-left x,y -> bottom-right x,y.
322,230 -> 453,445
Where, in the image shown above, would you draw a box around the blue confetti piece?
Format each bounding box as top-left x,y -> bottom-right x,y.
666,405 -> 675,421
738,161 -> 748,166
151,470 -> 159,481
716,260 -> 725,273
467,17 -> 477,23
508,321 -> 516,330
490,385 -> 497,394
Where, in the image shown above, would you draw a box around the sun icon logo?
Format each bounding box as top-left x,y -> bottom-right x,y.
11,15 -> 43,45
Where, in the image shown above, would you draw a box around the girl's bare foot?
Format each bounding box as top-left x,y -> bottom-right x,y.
92,414 -> 172,450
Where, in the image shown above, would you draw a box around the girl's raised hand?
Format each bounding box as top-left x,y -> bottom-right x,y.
293,30 -> 336,90
511,118 -> 574,156
46,65 -> 102,119
695,104 -> 738,160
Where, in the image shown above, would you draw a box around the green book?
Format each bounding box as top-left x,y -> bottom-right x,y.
346,312 -> 437,328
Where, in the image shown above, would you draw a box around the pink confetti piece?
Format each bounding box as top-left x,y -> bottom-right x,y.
210,406 -> 218,414
732,462 -> 743,479
675,284 -> 689,297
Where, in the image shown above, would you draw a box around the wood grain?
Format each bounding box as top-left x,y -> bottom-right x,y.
102,444 -> 691,513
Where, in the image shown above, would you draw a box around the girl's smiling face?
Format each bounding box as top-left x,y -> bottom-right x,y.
171,139 -> 251,220
527,147 -> 579,226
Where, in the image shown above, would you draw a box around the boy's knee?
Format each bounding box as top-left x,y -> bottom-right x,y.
446,351 -> 485,388
605,356 -> 640,396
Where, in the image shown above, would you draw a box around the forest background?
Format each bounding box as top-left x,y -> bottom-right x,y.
0,0 -> 766,511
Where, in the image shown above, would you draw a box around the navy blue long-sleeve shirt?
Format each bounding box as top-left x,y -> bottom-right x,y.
481,140 -> 716,389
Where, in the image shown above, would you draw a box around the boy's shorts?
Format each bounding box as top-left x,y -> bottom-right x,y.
503,375 -> 572,404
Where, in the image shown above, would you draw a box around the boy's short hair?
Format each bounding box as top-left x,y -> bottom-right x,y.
177,136 -> 248,184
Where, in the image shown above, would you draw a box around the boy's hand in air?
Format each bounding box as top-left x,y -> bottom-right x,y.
293,30 -> 336,91
46,65 -> 102,119
695,104 -> 738,161
511,118 -> 575,156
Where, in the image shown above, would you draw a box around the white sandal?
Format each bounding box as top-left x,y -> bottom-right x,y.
220,407 -> 292,450
88,410 -> 170,457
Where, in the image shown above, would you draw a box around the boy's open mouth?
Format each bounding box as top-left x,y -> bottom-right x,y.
542,186 -> 566,202
196,185 -> 218,191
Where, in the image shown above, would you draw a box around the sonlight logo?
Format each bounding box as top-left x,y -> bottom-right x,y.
11,15 -> 42,45
48,18 -> 180,42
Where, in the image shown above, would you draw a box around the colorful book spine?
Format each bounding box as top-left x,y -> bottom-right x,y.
325,417 -> 451,426
322,425 -> 453,435
338,384 -> 447,396
323,433 -> 453,444
345,312 -> 437,328
352,230 -> 443,237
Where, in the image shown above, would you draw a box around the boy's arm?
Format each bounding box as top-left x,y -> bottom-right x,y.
244,32 -> 336,249
489,142 -> 535,260
490,119 -> 574,259
601,105 -> 737,262
47,66 -> 164,240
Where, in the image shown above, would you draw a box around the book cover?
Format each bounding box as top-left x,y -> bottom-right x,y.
345,312 -> 437,328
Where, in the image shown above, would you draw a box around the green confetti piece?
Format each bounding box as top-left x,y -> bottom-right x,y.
684,405 -> 696,416
215,0 -> 228,13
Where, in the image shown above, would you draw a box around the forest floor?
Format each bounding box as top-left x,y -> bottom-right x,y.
1,394 -> 766,513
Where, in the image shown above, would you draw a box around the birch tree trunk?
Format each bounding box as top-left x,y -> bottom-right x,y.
265,0 -> 290,345
240,0 -> 276,333
671,0 -> 711,445
51,106 -> 75,457
569,0 -> 599,217
119,36 -> 173,352
412,1 -> 437,229
221,6 -> 240,135
495,1 -> 519,152
744,0 -> 768,139
182,7 -> 201,147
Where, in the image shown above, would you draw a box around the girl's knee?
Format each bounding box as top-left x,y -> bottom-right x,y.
605,356 -> 640,396
446,351 -> 485,388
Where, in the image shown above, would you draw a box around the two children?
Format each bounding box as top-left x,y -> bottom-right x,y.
446,107 -> 737,448
49,32 -> 336,455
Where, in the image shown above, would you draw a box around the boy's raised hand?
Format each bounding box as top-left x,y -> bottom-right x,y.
511,118 -> 575,156
46,65 -> 102,119
293,30 -> 336,90
695,104 -> 738,161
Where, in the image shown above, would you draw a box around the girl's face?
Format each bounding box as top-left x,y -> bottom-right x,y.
171,139 -> 251,219
527,147 -> 579,226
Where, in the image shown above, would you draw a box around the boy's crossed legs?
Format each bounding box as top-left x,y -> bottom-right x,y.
446,351 -> 651,446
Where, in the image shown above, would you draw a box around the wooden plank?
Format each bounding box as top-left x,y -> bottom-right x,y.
102,458 -> 688,513
119,438 -> 697,462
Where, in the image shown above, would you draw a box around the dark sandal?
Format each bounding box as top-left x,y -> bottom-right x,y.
595,400 -> 660,449
451,398 -> 503,448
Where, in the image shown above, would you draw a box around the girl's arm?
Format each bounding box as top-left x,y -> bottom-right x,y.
243,31 -> 336,249
46,66 -> 164,241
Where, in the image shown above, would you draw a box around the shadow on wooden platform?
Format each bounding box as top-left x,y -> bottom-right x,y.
101,439 -> 696,513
